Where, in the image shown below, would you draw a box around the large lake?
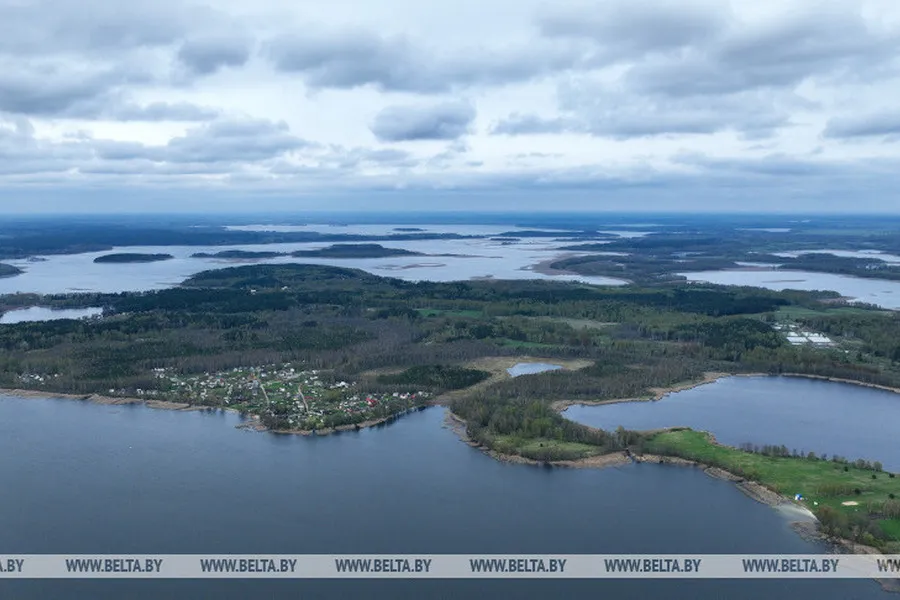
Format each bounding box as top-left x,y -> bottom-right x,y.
4,223 -> 900,312
680,270 -> 900,310
0,230 -> 626,295
564,376 -> 900,471
0,393 -> 893,599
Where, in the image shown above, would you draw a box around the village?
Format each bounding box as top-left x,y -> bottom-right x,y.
152,364 -> 429,431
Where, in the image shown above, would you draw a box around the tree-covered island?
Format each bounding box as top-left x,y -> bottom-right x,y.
93,253 -> 174,264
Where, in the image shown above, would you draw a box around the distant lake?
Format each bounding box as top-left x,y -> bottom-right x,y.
0,227 -> 627,295
563,376 -> 900,470
0,395 -> 892,600
773,250 -> 900,264
507,363 -> 563,377
0,306 -> 103,324
679,269 -> 900,310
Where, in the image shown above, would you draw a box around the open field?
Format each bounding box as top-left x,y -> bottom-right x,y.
645,429 -> 900,548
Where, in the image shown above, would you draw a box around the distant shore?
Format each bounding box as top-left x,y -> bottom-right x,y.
526,253 -> 584,277
238,406 -> 427,436
0,388 -> 194,410
0,387 -> 427,436
551,371 -> 900,413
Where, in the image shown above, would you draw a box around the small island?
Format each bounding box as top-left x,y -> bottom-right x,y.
393,227 -> 426,232
191,250 -> 285,259
94,253 -> 174,264
0,263 -> 23,278
291,244 -> 423,258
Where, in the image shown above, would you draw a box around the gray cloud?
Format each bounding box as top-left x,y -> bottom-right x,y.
493,84 -> 789,139
0,0 -> 230,55
624,7 -> 897,98
673,152 -> 834,177
538,0 -> 728,61
0,60 -> 131,115
177,36 -> 252,75
491,113 -> 578,135
370,102 -> 476,141
59,95 -> 221,121
266,31 -> 583,92
824,112 -> 900,139
105,101 -> 220,121
95,118 -> 309,163
494,5 -> 887,141
0,1 -> 248,121
0,60 -> 219,121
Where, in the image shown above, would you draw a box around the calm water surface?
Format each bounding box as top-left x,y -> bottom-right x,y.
0,394 -> 893,599
564,376 -> 900,470
679,270 -> 900,309
507,363 -> 563,377
0,234 -> 625,295
0,306 -> 103,324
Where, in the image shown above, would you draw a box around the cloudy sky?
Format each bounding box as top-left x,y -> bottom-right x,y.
1,0 -> 899,213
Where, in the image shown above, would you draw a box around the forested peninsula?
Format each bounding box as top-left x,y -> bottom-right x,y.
0,263 -> 23,278
2,263 -> 900,549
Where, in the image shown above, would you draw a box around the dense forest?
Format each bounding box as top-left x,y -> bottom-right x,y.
553,228 -> 900,284
290,244 -> 423,258
93,253 -> 175,263
191,250 -> 285,259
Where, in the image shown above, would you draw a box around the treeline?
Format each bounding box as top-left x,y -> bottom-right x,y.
0,223 -> 476,259
93,253 -> 174,264
452,394 -> 626,459
737,443 -> 884,471
777,253 -> 900,282
791,313 -> 900,361
376,365 -> 490,390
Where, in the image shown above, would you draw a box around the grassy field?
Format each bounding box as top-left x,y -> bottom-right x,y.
645,430 -> 900,545
880,519 -> 900,541
492,435 -> 601,461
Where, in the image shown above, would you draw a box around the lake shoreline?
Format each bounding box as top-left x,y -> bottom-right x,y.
237,406 -> 428,436
3,383 -> 898,589
0,387 -> 431,436
446,408 -> 899,591
552,371 -> 900,413
443,411 -> 633,469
